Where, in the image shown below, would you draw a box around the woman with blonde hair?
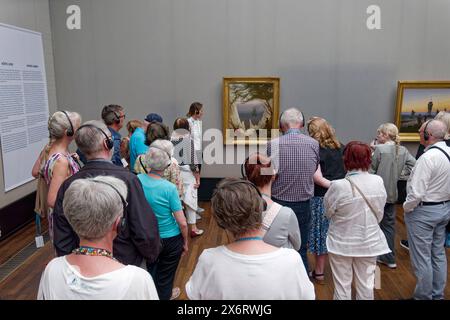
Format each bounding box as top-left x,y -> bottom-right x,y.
306,117 -> 346,282
370,123 -> 415,268
32,110 -> 81,242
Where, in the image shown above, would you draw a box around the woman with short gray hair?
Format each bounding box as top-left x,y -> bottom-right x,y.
138,147 -> 188,300
186,178 -> 315,300
37,176 -> 159,300
134,139 -> 184,199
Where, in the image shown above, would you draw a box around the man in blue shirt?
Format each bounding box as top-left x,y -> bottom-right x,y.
101,104 -> 126,167
129,113 -> 163,173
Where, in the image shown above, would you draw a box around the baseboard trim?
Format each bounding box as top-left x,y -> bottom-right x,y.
0,192 -> 36,241
198,178 -> 222,201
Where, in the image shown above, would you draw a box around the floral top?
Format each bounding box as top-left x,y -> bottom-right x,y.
134,154 -> 184,200
43,153 -> 80,185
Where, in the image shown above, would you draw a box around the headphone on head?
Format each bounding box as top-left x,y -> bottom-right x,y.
78,124 -> 114,150
90,179 -> 127,233
103,105 -> 122,125
112,110 -> 121,124
215,179 -> 267,212
61,111 -> 74,137
423,120 -> 432,141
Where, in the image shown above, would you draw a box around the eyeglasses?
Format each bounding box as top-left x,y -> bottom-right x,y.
119,114 -> 126,119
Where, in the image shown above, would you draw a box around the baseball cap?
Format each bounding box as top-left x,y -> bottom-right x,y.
145,113 -> 163,123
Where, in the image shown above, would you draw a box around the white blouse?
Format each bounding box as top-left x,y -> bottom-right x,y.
324,171 -> 390,257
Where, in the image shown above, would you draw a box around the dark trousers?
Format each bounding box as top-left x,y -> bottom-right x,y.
273,198 -> 311,272
379,203 -> 396,263
146,234 -> 183,300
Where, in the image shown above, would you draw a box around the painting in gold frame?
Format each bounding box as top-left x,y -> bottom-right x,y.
395,81 -> 450,142
223,77 -> 280,145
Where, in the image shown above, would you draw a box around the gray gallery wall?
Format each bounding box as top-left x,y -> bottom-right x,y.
48,0 -> 450,177
0,0 -> 57,209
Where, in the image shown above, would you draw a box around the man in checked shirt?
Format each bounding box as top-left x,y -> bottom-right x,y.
267,108 -> 320,272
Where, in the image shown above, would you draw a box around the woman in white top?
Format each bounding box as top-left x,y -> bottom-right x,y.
37,176 -> 158,300
186,178 -> 315,300
243,153 -> 301,250
187,102 -> 205,214
324,141 -> 390,300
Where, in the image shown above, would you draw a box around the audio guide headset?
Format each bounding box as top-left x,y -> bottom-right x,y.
61,111 -> 74,137
213,179 -> 267,212
78,124 -> 114,150
90,179 -> 127,233
423,120 -> 432,141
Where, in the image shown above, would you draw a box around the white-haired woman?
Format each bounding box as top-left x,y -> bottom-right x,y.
138,147 -> 188,300
31,110 -> 81,242
37,176 -> 158,300
370,123 -> 416,268
134,139 -> 184,200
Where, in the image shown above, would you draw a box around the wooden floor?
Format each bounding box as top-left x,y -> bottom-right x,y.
1,203 -> 449,300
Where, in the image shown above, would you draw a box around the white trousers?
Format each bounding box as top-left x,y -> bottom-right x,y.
328,253 -> 377,300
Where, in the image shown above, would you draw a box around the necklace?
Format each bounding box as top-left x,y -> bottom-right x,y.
149,171 -> 163,178
72,246 -> 116,261
235,236 -> 263,242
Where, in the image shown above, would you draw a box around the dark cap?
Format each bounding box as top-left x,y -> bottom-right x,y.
145,113 -> 163,123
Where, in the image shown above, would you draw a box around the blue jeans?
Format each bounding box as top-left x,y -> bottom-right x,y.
273,198 -> 311,271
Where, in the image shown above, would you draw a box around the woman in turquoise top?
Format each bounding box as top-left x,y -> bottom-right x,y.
138,147 -> 188,300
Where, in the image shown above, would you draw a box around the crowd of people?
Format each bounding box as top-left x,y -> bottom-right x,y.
32,104 -> 450,300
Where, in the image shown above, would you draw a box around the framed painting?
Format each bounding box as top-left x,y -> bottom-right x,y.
223,77 -> 280,145
395,81 -> 450,141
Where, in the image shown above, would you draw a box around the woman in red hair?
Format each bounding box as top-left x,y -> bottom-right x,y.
324,141 -> 389,300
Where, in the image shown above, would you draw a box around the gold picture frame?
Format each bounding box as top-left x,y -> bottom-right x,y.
223,77 -> 280,145
395,81 -> 450,142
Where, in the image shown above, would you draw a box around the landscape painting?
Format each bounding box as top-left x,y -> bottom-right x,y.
395,81 -> 450,141
223,77 -> 280,145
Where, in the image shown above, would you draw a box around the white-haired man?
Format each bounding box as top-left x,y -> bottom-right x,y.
267,108 -> 319,272
403,119 -> 450,300
53,120 -> 161,266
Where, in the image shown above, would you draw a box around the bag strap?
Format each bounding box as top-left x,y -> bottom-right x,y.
345,177 -> 378,219
261,202 -> 282,232
139,156 -> 148,174
427,146 -> 450,162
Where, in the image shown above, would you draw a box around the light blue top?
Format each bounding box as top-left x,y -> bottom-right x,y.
129,127 -> 148,172
138,174 -> 183,239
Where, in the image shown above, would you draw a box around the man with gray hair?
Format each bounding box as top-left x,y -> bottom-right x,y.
403,119 -> 450,300
53,120 -> 161,266
267,108 -> 320,271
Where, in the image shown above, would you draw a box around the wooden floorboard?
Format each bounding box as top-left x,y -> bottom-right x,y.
0,203 -> 449,300
0,218 -> 48,265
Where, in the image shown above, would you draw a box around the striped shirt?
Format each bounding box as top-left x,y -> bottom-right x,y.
267,130 -> 320,202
